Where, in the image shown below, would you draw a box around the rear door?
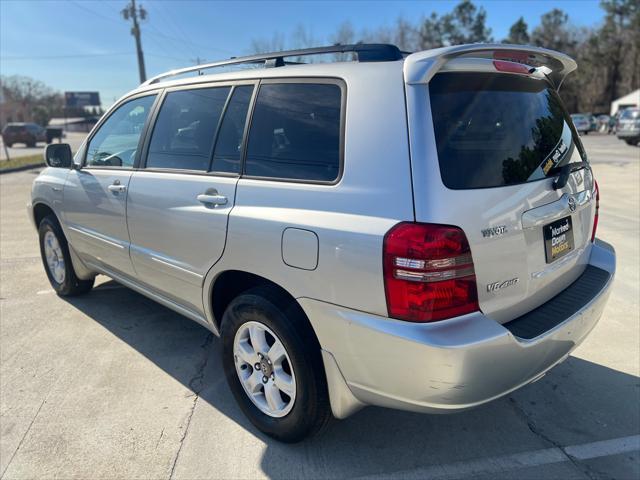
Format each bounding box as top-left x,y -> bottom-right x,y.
409,70 -> 596,323
126,82 -> 255,314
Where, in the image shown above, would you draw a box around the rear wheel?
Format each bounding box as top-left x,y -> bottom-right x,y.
221,286 -> 331,442
38,215 -> 94,296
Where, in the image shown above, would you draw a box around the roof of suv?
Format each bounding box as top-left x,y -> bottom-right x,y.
130,42 -> 577,100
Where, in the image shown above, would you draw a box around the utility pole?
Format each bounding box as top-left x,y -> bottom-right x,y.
122,0 -> 147,83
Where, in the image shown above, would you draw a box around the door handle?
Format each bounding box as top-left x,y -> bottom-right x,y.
197,193 -> 227,206
108,180 -> 127,194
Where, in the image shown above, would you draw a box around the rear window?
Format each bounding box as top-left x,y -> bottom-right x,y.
3,125 -> 23,133
620,109 -> 639,120
245,83 -> 341,182
147,87 -> 231,171
430,72 -> 584,189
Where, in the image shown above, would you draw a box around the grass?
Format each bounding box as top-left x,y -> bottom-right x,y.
0,154 -> 45,171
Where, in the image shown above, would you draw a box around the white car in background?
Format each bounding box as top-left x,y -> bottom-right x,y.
616,107 -> 640,145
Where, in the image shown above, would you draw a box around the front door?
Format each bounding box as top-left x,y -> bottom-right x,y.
63,94 -> 157,277
126,83 -> 255,314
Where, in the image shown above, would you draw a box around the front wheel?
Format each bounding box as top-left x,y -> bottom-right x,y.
221,286 -> 331,442
39,215 -> 94,296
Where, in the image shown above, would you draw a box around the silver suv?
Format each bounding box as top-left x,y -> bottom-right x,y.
30,44 -> 616,442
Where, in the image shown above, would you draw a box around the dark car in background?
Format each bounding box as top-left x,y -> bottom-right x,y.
1,122 -> 48,147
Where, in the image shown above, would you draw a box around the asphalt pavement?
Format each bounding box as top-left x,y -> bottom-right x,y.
0,134 -> 638,479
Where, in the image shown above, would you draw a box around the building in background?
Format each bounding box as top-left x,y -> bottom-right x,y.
47,116 -> 99,132
610,90 -> 640,115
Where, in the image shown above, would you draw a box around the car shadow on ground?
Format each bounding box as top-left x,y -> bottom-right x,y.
64,280 -> 640,478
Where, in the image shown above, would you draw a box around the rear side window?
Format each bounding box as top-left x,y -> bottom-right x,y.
245,83 -> 341,182
430,73 -> 584,189
147,87 -> 230,171
210,85 -> 253,174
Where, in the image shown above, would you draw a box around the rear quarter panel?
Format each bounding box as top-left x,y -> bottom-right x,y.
204,64 -> 414,318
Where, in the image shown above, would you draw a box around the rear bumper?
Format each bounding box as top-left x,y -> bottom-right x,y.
301,240 -> 615,419
617,129 -> 640,138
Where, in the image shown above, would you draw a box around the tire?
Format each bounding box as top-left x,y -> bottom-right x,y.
38,215 -> 94,296
221,286 -> 331,442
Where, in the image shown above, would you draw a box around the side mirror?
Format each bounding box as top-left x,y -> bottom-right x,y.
44,143 -> 73,168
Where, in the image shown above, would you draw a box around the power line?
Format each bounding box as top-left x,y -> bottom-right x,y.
2,53 -> 132,60
67,0 -> 234,60
1,52 -> 185,62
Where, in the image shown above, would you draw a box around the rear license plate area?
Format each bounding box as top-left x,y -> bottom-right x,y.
544,216 -> 574,263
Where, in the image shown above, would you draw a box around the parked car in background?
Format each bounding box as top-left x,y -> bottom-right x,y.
616,107 -> 640,145
1,122 -> 47,147
596,114 -> 611,133
588,114 -> 597,132
570,114 -> 591,134
29,43 -> 614,442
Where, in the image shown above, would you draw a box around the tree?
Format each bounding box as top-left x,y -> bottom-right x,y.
504,17 -> 530,44
531,9 -> 577,53
418,13 -> 445,49
332,21 -> 356,46
0,75 -> 64,127
596,0 -> 640,105
441,0 -> 493,45
416,0 -> 492,49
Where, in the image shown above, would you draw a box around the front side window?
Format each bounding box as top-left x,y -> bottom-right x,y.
86,95 -> 156,168
146,87 -> 231,171
429,73 -> 585,189
245,83 -> 341,182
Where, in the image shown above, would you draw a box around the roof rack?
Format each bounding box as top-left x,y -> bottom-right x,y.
142,43 -> 404,86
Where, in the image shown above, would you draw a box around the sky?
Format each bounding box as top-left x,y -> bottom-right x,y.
1,0 -> 606,106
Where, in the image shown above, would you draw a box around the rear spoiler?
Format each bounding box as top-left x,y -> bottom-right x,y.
403,43 -> 577,89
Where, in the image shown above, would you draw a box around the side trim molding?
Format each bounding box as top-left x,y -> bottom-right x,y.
87,262 -> 215,333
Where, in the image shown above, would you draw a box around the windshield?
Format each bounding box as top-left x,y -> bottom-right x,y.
429,72 -> 585,189
620,109 -> 639,120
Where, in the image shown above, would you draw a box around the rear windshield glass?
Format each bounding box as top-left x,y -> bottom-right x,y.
620,109 -> 639,120
430,72 -> 585,189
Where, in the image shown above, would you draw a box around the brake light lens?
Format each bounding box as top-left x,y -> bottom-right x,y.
493,60 -> 533,74
383,223 -> 479,322
591,180 -> 599,242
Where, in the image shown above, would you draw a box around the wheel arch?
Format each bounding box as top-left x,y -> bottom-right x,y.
33,201 -> 94,280
32,201 -> 57,229
209,270 -> 316,341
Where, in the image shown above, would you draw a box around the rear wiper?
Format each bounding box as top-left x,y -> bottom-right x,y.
550,161 -> 591,190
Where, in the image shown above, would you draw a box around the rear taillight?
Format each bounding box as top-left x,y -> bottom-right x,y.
383,223 -> 479,322
591,180 -> 600,242
493,60 -> 533,74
